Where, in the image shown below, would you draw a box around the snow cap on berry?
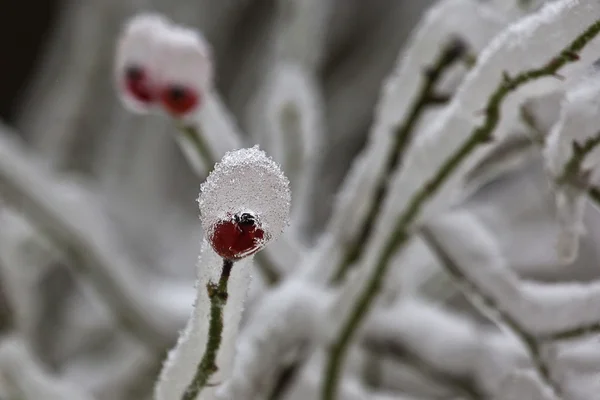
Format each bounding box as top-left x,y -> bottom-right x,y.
154,24 -> 213,117
198,146 -> 291,259
115,13 -> 170,113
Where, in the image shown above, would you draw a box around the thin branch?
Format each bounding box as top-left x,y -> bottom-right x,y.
322,19 -> 600,400
182,258 -> 234,400
519,105 -> 600,211
178,123 -> 214,174
420,227 -> 560,396
331,37 -> 472,284
556,131 -> 600,187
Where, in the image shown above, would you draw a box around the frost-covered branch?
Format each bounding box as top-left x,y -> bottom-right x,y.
544,73 -> 600,262
422,207 -> 600,399
322,5 -> 600,398
331,36 -> 473,283
216,278 -> 331,400
0,128 -> 177,352
0,335 -> 95,400
182,259 -> 233,400
303,0 -> 507,285
420,221 -> 558,395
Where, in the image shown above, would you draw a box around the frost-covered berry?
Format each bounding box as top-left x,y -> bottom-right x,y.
115,14 -> 213,118
211,212 -> 266,260
154,25 -> 213,118
115,13 -> 170,112
198,146 -> 291,260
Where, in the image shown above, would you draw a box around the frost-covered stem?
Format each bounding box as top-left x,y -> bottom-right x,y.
178,123 -> 214,174
556,131 -> 600,185
420,227 -> 559,396
322,19 -> 600,400
182,258 -> 234,400
520,105 -> 600,207
331,37 -> 472,283
0,131 -> 174,352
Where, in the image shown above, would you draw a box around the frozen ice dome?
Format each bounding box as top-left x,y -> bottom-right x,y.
198,146 -> 291,258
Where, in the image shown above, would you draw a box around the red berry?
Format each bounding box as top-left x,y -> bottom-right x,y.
159,84 -> 199,116
124,65 -> 155,103
210,213 -> 266,260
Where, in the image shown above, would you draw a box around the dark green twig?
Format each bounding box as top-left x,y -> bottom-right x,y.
556,131 -> 600,187
322,19 -> 600,400
182,258 -> 234,400
420,227 -> 559,396
519,104 -> 600,211
540,321 -> 600,342
331,37 -> 471,284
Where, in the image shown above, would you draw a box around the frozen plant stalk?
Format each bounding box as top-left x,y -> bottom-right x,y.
155,146 -> 291,400
544,74 -> 600,264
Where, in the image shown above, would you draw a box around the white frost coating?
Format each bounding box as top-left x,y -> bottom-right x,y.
548,338 -> 600,400
365,297 -> 529,394
428,210 -> 600,337
198,146 -> 291,245
302,0 -> 507,282
154,240 -> 253,400
246,63 -> 324,233
114,13 -> 171,113
0,336 -> 94,400
544,75 -> 600,262
365,298 -> 481,377
356,0 -> 600,276
0,131 -> 177,347
177,91 -> 245,177
216,278 -> 330,399
153,23 -> 213,109
0,210 -> 61,338
493,371 -> 557,400
487,0 -> 552,20
274,0 -> 333,70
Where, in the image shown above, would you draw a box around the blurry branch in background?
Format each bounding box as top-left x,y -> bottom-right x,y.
0,128 -> 178,352
331,36 -> 474,284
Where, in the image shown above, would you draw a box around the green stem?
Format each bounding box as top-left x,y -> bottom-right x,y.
331,37 -> 471,284
178,123 -> 214,174
181,259 -> 233,400
322,18 -> 600,400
